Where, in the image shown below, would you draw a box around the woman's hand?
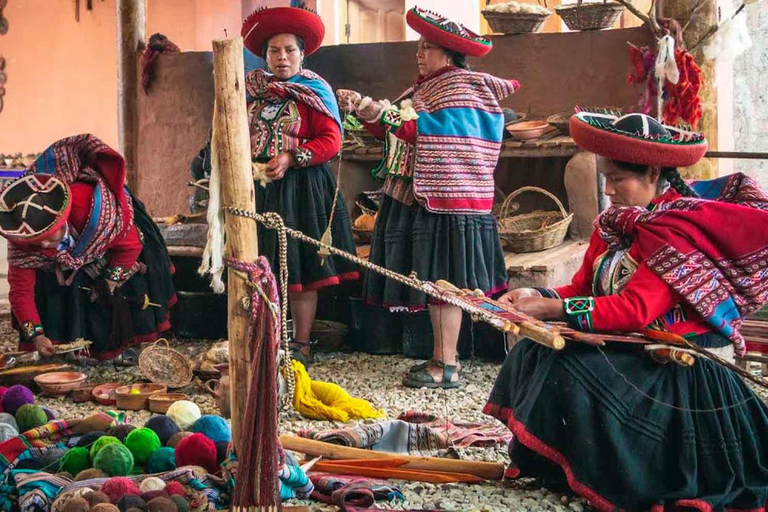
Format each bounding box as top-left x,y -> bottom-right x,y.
266,152 -> 295,180
512,297 -> 565,321
355,98 -> 384,123
337,89 -> 362,112
33,335 -> 55,357
498,287 -> 542,306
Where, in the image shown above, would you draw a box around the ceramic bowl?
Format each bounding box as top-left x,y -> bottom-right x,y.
92,383 -> 123,406
33,371 -> 88,395
507,120 -> 550,140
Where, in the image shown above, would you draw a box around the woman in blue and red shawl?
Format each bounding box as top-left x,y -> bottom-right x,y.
337,7 -> 518,388
485,112 -> 768,511
1,135 -> 175,361
241,7 -> 358,366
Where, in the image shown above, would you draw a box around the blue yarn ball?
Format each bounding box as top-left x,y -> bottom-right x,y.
190,415 -> 231,443
145,415 -> 180,446
146,446 -> 177,474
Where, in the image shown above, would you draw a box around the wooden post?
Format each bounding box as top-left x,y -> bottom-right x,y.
663,0 -> 719,179
117,0 -> 146,191
211,37 -> 257,455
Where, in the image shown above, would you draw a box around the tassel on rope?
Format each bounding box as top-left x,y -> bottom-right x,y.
227,256 -> 281,511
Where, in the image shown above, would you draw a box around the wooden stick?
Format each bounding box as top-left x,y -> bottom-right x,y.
311,461 -> 486,484
280,435 -> 505,481
116,0 -> 146,192
212,37 -> 258,458
167,246 -> 204,258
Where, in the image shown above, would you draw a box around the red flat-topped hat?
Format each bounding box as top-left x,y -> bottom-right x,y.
0,173 -> 71,245
407,6 -> 492,57
241,6 -> 325,57
569,110 -> 708,168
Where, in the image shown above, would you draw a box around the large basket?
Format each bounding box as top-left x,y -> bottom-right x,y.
138,339 -> 193,388
555,0 -> 625,31
498,186 -> 573,253
311,319 -> 350,352
482,10 -> 550,34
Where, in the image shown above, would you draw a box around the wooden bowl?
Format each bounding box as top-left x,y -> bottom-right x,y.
33,372 -> 88,395
115,383 -> 167,411
92,383 -> 123,406
507,120 -> 550,141
72,384 -> 98,403
149,393 -> 189,414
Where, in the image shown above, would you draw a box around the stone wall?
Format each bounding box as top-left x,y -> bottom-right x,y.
733,2 -> 768,188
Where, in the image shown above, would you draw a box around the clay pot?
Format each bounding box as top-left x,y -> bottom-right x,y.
205,367 -> 230,419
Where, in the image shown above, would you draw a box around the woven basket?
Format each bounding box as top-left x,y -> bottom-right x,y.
498,186 -> 573,253
149,393 -> 189,414
555,0 -> 625,31
482,10 -> 550,34
311,319 -> 349,352
138,339 -> 193,388
546,111 -> 573,136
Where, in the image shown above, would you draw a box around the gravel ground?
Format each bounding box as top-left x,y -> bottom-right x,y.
3,318 -> 767,511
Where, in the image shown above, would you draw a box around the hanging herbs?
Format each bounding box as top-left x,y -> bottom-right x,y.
0,56 -> 5,114
0,0 -> 9,35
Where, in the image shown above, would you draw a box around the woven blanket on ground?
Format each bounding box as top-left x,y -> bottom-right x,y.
598,173 -> 768,356
309,473 -> 403,509
297,410 -> 513,457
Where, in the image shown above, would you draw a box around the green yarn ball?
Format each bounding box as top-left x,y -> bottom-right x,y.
90,435 -> 121,460
146,447 -> 177,474
15,404 -> 48,432
60,447 -> 92,476
125,428 -> 161,465
93,443 -> 134,477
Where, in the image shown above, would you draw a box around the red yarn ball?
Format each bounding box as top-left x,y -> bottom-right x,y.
164,481 -> 185,496
0,387 -> 7,413
174,433 -> 218,474
99,477 -> 141,502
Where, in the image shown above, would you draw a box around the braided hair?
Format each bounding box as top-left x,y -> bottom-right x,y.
444,48 -> 471,70
612,160 -> 700,198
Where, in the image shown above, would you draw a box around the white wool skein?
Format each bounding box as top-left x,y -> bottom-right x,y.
139,476 -> 167,493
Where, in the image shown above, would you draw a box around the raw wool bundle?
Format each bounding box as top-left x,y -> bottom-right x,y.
52,489 -> 93,512
703,0 -> 751,62
76,468 -> 107,481
140,476 -> 167,493
91,504 -> 120,512
100,477 -> 141,502
167,431 -> 193,448
60,496 -> 90,512
190,415 -> 231,443
125,428 -> 162,465
116,495 -> 147,511
292,360 -> 385,422
108,424 -> 137,442
94,443 -> 135,477
165,401 -> 201,431
147,497 -> 177,512
90,435 -> 121,459
84,491 -> 111,507
147,446 -> 177,473
0,412 -> 18,431
0,420 -> 18,442
170,495 -> 190,512
485,1 -> 551,14
145,415 -> 180,445
174,433 -> 218,475
1,384 -> 34,415
61,447 -> 93,476
142,490 -> 169,502
198,101 -> 226,294
164,481 -> 184,497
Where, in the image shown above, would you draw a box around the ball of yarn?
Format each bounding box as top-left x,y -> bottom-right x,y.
125,428 -> 162,465
147,497 -> 177,512
76,430 -> 106,448
0,422 -> 18,442
169,495 -> 190,512
145,415 -> 180,446
84,490 -> 111,507
92,504 -> 120,512
52,489 -> 92,512
131,465 -> 146,476
174,433 -> 217,474
61,447 -> 92,476
165,401 -> 200,430
100,477 -> 141,502
140,476 -> 166,493
1,385 -> 34,415
108,424 -> 137,442
142,489 -> 169,501
190,415 -> 230,443
166,432 -> 192,448
90,435 -> 121,459
75,468 -> 107,481
115,495 -> 147,512
164,481 -> 184,497
147,446 -> 176,474
42,406 -> 56,421
0,386 -> 8,412
15,403 -> 47,432
60,496 -> 90,512
94,443 -> 135,477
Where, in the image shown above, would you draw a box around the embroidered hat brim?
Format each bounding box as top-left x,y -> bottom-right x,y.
569,111 -> 708,168
406,7 -> 492,57
241,7 -> 325,57
0,174 -> 72,245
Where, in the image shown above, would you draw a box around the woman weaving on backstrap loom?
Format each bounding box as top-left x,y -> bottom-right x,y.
337,7 -> 517,389
241,6 -> 358,366
485,112 -> 768,510
1,135 -> 175,361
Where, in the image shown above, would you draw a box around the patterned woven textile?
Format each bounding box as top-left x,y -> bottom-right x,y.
297,411 -> 512,457
597,172 -> 768,356
309,473 -> 403,509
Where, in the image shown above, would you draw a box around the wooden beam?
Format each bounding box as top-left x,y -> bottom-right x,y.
211,38 -> 258,457
117,0 -> 146,192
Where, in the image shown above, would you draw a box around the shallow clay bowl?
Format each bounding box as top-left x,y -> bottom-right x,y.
149,392 -> 190,414
34,371 -> 88,395
507,120 -> 550,141
92,383 -> 123,406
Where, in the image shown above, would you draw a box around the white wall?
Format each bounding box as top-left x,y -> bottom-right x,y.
404,0 -> 482,40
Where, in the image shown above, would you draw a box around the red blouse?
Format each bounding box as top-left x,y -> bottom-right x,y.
8,182 -> 143,330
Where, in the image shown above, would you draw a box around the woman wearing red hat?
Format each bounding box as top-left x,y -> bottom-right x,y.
338,7 -> 519,388
485,111 -> 768,510
241,7 -> 358,366
1,135 -> 175,361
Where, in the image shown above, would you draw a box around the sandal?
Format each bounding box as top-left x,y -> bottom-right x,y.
289,339 -> 313,368
402,360 -> 461,389
408,358 -> 462,374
